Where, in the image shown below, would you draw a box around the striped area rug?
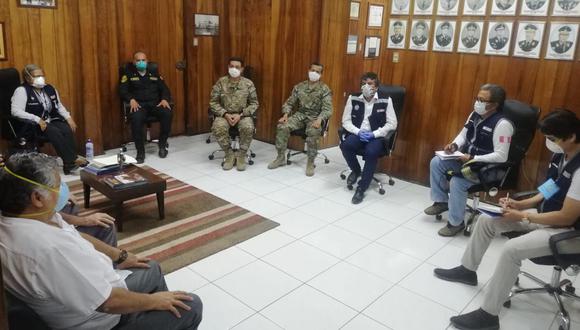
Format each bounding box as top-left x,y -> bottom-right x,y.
68,166 -> 279,274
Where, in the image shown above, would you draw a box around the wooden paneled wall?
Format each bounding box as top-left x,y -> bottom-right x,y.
0,0 -> 579,190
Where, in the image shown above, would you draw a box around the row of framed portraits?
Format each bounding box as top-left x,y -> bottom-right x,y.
349,20 -> 578,60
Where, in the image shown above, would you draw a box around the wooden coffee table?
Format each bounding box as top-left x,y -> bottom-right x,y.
80,164 -> 167,232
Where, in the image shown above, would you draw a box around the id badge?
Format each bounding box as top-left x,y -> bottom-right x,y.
538,178 -> 560,200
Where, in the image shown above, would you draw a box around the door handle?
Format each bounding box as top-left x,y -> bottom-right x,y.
176,60 -> 186,71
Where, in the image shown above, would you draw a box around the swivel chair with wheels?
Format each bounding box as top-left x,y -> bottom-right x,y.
207,107 -> 257,165
338,85 -> 405,195
286,118 -> 331,166
432,100 -> 541,236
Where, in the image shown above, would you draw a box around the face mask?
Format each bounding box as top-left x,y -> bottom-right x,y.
32,76 -> 46,89
135,60 -> 147,71
361,84 -> 376,99
473,100 -> 488,115
308,71 -> 321,82
545,138 -> 564,154
228,67 -> 241,78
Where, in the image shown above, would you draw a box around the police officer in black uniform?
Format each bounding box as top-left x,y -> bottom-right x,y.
390,21 -> 405,45
489,24 -> 509,50
436,22 -> 453,47
119,51 -> 172,163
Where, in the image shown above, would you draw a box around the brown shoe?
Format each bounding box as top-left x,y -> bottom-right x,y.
268,152 -> 286,169
223,150 -> 235,171
236,151 -> 247,171
305,158 -> 315,177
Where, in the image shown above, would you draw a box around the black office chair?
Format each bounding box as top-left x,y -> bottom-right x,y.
119,62 -> 171,151
434,100 -> 541,236
502,228 -> 580,330
285,118 -> 331,166
207,107 -> 257,165
0,67 -> 50,152
338,85 -> 406,194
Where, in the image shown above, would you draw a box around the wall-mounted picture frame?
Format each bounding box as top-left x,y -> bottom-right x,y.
387,19 -> 408,49
347,35 -> 358,54
458,21 -> 485,54
0,22 -> 6,61
392,0 -> 411,14
552,0 -> 580,16
545,22 -> 578,60
433,20 -> 457,52
485,21 -> 513,56
350,1 -> 361,19
367,4 -> 384,28
414,0 -> 435,15
409,19 -> 431,51
513,21 -> 545,59
463,0 -> 488,16
520,0 -> 550,16
491,0 -> 517,15
17,0 -> 57,8
438,0 -> 460,16
194,13 -> 219,36
364,36 -> 382,58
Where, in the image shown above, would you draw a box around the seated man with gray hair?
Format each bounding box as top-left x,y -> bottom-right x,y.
0,152 -> 202,330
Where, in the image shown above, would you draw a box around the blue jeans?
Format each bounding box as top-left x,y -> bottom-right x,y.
429,156 -> 476,226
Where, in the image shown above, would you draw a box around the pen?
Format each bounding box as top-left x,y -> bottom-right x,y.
506,192 -> 510,207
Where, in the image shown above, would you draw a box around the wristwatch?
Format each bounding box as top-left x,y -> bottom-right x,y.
116,249 -> 128,264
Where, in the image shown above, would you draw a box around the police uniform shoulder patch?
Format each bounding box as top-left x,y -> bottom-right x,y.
121,75 -> 128,83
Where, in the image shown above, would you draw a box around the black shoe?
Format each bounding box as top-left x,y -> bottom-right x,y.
158,144 -> 168,158
351,187 -> 365,204
346,171 -> 360,186
424,202 -> 449,215
63,164 -> 79,175
450,308 -> 499,330
136,153 -> 145,164
433,265 -> 478,286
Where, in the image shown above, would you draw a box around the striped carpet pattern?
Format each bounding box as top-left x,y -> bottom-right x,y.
68,167 -> 279,274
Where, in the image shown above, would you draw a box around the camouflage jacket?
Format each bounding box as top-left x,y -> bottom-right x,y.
210,76 -> 259,117
281,81 -> 333,120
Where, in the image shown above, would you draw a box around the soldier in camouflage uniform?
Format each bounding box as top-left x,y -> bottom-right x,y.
268,62 -> 332,176
210,57 -> 259,171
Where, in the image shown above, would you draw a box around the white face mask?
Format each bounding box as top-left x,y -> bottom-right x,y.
473,100 -> 487,115
545,138 -> 564,154
308,71 -> 321,82
32,76 -> 46,89
228,67 -> 241,78
361,84 -> 376,99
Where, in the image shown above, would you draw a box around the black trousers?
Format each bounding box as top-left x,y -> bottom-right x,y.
129,104 -> 173,154
40,120 -> 77,166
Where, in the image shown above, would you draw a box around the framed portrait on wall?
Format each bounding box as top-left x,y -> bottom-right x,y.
545,23 -> 578,60
387,19 -> 408,49
485,22 -> 513,56
513,22 -> 545,59
347,35 -> 358,54
463,0 -> 488,16
17,0 -> 57,8
350,1 -> 361,19
414,0 -> 435,15
367,4 -> 384,28
433,20 -> 457,52
438,0 -> 460,15
364,36 -> 382,58
409,19 -> 431,51
194,14 -> 219,36
0,22 -> 6,61
392,0 -> 411,15
457,21 -> 484,54
520,0 -> 550,15
491,0 -> 517,15
552,0 -> 580,16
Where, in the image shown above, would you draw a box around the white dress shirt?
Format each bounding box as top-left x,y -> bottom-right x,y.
342,93 -> 398,138
0,213 -> 125,330
452,113 -> 514,163
11,86 -> 72,124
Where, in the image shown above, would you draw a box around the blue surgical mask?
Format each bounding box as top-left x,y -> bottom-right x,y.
135,60 -> 148,71
54,181 -> 70,212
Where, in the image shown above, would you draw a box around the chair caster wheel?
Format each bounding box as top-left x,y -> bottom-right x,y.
388,179 -> 395,186
436,214 -> 443,221
379,189 -> 385,195
463,228 -> 472,237
340,174 -> 346,180
205,139 -> 211,144
565,285 -> 576,294
324,159 -> 330,164
286,160 -> 292,165
347,184 -> 353,190
249,160 -> 254,165
503,300 -> 511,308
250,153 -> 256,158
208,155 -> 214,160
122,146 -> 128,152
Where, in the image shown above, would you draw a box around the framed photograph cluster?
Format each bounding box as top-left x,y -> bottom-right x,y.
17,0 -> 57,8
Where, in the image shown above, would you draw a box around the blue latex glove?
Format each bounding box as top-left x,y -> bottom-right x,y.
358,131 -> 374,142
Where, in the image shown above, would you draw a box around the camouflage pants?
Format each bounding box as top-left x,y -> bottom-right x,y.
275,113 -> 322,158
212,116 -> 254,152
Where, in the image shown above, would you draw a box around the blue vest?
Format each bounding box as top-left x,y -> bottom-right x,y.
462,111 -> 504,156
22,84 -> 63,120
541,153 -> 580,230
350,92 -> 389,131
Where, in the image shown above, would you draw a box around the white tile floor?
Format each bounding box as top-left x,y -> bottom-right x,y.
76,135 -> 579,330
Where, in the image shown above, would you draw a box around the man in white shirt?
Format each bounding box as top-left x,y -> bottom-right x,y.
340,72 -> 398,204
433,109 -> 580,330
0,152 -> 202,330
424,84 -> 514,236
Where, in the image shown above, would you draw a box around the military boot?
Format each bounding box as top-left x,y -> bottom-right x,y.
268,151 -> 286,169
223,149 -> 235,170
305,158 -> 315,176
236,150 -> 247,171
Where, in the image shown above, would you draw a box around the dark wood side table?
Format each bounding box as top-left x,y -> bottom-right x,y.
80,165 -> 167,232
